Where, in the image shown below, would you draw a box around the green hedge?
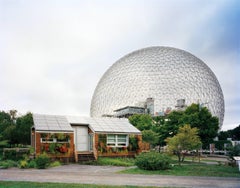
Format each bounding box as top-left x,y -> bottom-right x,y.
3,148 -> 30,160
35,153 -> 50,169
135,152 -> 171,170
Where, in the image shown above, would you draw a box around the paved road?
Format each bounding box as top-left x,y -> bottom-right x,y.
0,165 -> 240,188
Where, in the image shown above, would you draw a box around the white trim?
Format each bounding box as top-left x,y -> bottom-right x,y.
107,134 -> 129,147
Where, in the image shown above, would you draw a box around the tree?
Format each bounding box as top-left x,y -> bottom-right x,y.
141,130 -> 158,147
2,125 -> 17,146
231,125 -> 240,140
218,130 -> 231,140
0,111 -> 12,133
129,114 -> 152,131
0,111 -> 14,146
165,124 -> 202,164
15,112 -> 33,145
182,104 -> 219,148
159,104 -> 219,148
157,110 -> 184,145
219,125 -> 240,141
227,145 -> 240,161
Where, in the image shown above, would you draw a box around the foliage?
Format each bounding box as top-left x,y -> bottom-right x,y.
35,153 -> 50,169
27,160 -> 36,168
3,148 -> 30,160
0,139 -> 8,147
227,145 -> 240,160
129,114 -> 152,131
121,164 -> 240,177
0,111 -> 12,133
165,125 -> 202,164
96,157 -> 135,166
182,104 -> 219,148
2,125 -> 17,145
15,112 -> 33,145
128,135 -> 138,151
156,104 -> 219,148
213,140 -> 232,150
0,110 -> 34,146
128,104 -> 219,149
157,111 -> 183,145
141,130 -> 158,147
50,161 -> 62,167
18,154 -> 35,169
0,160 -> 17,169
3,149 -> 17,160
0,111 -> 13,145
98,134 -> 107,153
18,159 -> 28,169
218,125 -> 240,140
40,133 -> 70,154
135,152 -> 171,170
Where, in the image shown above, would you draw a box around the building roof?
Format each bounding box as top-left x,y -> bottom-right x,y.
33,114 -> 74,132
33,114 -> 141,134
114,106 -> 145,112
67,116 -> 141,134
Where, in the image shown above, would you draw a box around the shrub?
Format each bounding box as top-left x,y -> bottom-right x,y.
135,152 -> 171,170
3,150 -> 17,160
35,153 -> 50,169
18,160 -> 28,169
0,160 -> 17,169
50,161 -> 61,167
27,160 -> 36,168
128,136 -> 138,151
3,148 -> 30,160
228,145 -> 240,160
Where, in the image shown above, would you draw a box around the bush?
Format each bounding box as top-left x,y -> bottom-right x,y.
50,161 -> 61,168
3,150 -> 17,160
27,160 -> 36,168
3,148 -> 30,160
0,160 -> 17,169
135,152 -> 171,170
18,160 -> 28,169
35,153 -> 50,169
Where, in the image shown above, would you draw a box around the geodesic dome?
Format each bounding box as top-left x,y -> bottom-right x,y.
90,46 -> 224,127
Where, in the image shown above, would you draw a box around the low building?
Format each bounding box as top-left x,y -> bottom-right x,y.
114,106 -> 145,118
31,114 -> 142,162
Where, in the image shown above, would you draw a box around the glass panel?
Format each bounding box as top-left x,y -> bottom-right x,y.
89,134 -> 93,151
107,135 -> 116,143
117,135 -> 127,143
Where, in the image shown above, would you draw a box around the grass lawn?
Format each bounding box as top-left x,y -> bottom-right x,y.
83,156 -> 240,178
120,164 -> 240,177
0,181 -> 158,188
81,157 -> 135,166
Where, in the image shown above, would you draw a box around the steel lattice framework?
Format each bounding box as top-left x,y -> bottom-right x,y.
90,47 -> 224,127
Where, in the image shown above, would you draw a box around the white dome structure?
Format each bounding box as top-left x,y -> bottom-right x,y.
90,46 -> 224,127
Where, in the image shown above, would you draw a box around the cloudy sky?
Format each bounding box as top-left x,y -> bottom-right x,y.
0,0 -> 239,131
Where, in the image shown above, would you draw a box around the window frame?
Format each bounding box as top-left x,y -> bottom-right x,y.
107,134 -> 128,147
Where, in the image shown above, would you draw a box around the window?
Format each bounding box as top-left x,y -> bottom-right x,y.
107,134 -> 128,147
40,133 -> 70,143
41,138 -> 55,143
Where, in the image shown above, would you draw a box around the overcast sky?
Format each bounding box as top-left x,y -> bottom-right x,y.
0,0 -> 239,131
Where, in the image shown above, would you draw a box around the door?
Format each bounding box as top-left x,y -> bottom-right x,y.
74,126 -> 89,151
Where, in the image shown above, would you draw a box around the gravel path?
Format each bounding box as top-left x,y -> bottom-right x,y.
0,165 -> 240,188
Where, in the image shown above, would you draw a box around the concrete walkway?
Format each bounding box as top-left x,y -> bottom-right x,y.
0,165 -> 240,188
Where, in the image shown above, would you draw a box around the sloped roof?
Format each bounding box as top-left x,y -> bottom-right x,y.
67,116 -> 141,134
33,114 -> 73,132
33,114 -> 141,134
